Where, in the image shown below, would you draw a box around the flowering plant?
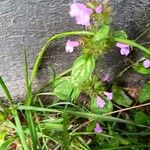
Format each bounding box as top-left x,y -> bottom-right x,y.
30,1 -> 150,147
0,0 -> 150,149
40,1 -> 149,148
49,1 -> 150,121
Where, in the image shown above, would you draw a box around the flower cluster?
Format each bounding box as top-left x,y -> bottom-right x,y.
65,2 -> 104,53
66,2 -> 132,57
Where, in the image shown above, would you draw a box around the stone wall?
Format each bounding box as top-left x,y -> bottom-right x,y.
0,0 -> 149,101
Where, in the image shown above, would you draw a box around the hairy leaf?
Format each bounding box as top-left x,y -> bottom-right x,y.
71,54 -> 95,87
54,77 -> 80,100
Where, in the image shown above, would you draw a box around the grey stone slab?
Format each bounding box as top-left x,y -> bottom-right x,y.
0,0 -> 78,100
0,0 -> 149,101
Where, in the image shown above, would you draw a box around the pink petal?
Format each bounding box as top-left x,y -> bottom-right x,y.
97,96 -> 105,108
94,123 -> 103,133
120,47 -> 130,56
66,45 -> 74,53
76,15 -> 91,26
102,73 -> 110,82
70,3 -> 84,17
68,40 -> 79,47
116,42 -> 129,48
95,5 -> 103,13
104,92 -> 113,100
69,2 -> 93,26
143,59 -> 150,68
65,40 -> 79,53
116,42 -> 130,56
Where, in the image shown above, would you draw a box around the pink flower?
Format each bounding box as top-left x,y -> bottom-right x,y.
97,96 -> 105,108
94,123 -> 103,133
102,73 -> 110,82
95,5 -> 103,13
116,42 -> 130,56
69,2 -> 93,26
104,91 -> 113,100
65,40 -> 79,53
143,59 -> 150,68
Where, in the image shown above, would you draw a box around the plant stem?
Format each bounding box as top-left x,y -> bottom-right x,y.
115,38 -> 150,55
118,57 -> 145,77
30,31 -> 94,85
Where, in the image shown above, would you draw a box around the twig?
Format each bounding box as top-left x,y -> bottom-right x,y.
104,102 -> 150,116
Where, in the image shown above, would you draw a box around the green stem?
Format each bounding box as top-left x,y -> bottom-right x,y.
115,38 -> 150,55
30,31 -> 94,85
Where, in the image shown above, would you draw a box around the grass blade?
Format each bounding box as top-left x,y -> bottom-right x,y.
62,111 -> 70,150
0,77 -> 29,150
17,105 -> 150,128
24,49 -> 39,150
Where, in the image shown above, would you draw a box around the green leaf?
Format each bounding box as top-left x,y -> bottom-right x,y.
71,54 -> 95,87
112,85 -> 132,107
0,131 -> 7,147
54,77 -> 80,100
93,25 -> 110,42
113,30 -> 128,39
96,134 -> 107,143
143,50 -> 150,59
118,136 -> 131,145
98,134 -> 120,148
139,83 -> 150,103
90,98 -> 113,114
133,63 -> 150,74
101,138 -> 120,148
0,138 -> 15,150
134,111 -> 148,125
0,112 -> 6,122
86,121 -> 96,132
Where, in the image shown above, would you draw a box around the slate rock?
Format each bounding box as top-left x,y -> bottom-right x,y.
0,0 -> 78,100
0,0 -> 149,101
